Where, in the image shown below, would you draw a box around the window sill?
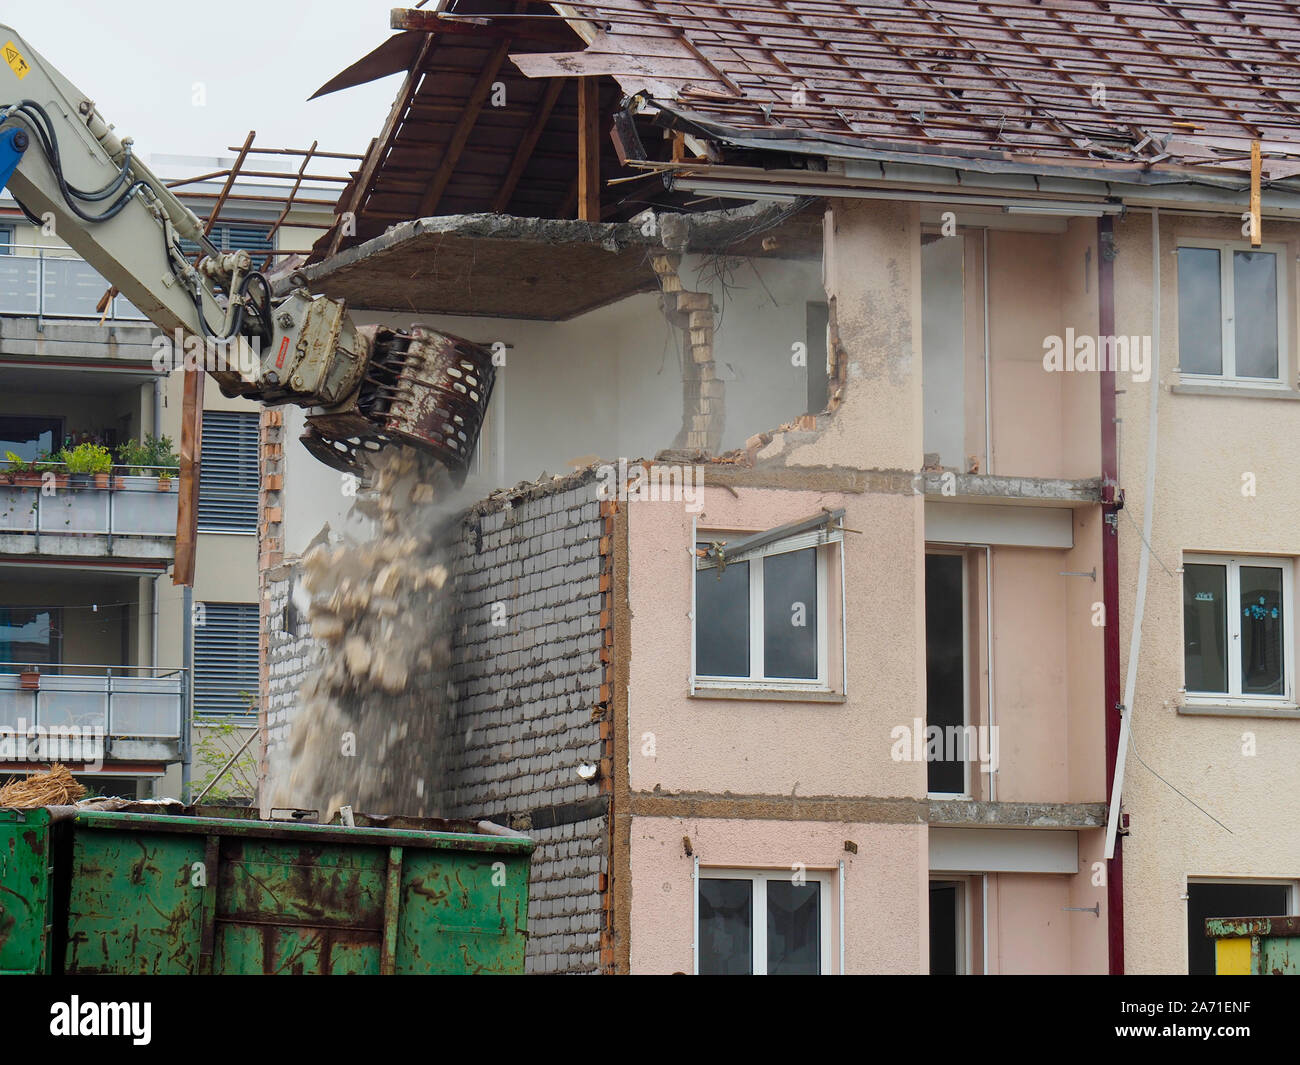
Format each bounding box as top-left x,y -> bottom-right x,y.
690,686 -> 846,704
1178,702 -> 1300,719
1171,383 -> 1300,400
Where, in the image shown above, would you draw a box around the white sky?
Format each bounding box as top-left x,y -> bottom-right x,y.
2,1 -> 404,160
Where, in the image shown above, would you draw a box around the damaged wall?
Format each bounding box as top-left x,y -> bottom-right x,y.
260,467 -> 611,973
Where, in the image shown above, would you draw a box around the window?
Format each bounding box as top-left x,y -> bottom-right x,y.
198,411 -> 259,533
697,868 -> 833,974
1183,555 -> 1293,704
0,225 -> 12,254
930,880 -> 964,975
695,545 -> 833,689
0,414 -> 63,463
0,607 -> 61,671
193,602 -> 259,718
925,552 -> 969,795
1186,880 -> 1295,975
178,222 -> 275,260
1177,241 -> 1287,384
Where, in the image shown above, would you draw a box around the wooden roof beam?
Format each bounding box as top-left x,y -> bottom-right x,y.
491,78 -> 566,214
417,35 -> 516,217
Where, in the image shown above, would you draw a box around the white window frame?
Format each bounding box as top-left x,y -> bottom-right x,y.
1182,553 -> 1295,707
692,538 -> 833,692
1175,239 -> 1289,388
925,549 -> 972,799
695,867 -> 835,975
929,876 -> 975,975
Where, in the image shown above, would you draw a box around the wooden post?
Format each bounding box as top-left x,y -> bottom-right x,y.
173,366 -> 203,587
578,78 -> 601,221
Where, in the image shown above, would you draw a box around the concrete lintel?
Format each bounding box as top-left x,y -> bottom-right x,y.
629,790 -> 928,824
922,472 -> 1101,507
0,317 -> 159,361
697,463 -> 914,495
928,799 -> 1108,829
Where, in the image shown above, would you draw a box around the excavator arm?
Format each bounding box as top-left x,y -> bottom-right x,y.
0,27 -> 494,583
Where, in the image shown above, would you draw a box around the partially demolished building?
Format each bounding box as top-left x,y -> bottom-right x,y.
259,1 -> 1300,974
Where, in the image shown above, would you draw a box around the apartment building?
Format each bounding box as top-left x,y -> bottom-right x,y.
257,0 -> 1300,975
0,149 -> 335,801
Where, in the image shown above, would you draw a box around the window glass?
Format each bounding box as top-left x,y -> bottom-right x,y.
1233,251 -> 1279,379
695,557 -> 750,677
698,878 -> 753,975
926,554 -> 966,793
767,879 -> 821,974
1183,563 -> 1228,694
0,415 -> 62,462
0,608 -> 59,670
1178,247 -> 1223,375
764,548 -> 817,679
930,881 -> 960,975
1240,565 -> 1284,695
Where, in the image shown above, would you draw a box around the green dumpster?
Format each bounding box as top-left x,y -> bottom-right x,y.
0,805 -> 532,974
1207,916 -> 1300,975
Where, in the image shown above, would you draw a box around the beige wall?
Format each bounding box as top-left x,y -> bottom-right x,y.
1115,210 -> 1300,973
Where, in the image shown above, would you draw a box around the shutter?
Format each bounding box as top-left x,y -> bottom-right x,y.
198,411 -> 259,532
193,602 -> 259,718
179,222 -> 275,259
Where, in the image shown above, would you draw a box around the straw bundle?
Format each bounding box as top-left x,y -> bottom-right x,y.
0,764 -> 87,808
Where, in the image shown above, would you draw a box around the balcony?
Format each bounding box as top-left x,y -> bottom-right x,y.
0,244 -> 147,321
0,472 -> 177,562
0,244 -> 157,363
0,664 -> 184,764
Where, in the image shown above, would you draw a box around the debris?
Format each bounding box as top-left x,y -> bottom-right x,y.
0,764 -> 86,808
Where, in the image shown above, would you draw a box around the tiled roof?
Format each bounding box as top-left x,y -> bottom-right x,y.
514,0 -> 1300,179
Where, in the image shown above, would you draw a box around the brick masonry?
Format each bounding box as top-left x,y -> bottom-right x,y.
258,467 -> 612,974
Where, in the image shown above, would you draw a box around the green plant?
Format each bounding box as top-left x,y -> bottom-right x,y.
62,442 -> 112,476
144,434 -> 179,470
4,450 -> 33,474
118,434 -> 178,474
189,698 -> 259,804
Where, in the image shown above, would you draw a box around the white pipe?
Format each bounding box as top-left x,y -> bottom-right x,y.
1106,208 -> 1162,859
984,545 -> 997,802
840,541 -> 848,696
838,859 -> 846,975
692,854 -> 700,975
981,874 -> 989,975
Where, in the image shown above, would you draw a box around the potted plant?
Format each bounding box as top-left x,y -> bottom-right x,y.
6,451 -> 41,488
62,442 -> 113,488
19,666 -> 40,691
144,434 -> 179,491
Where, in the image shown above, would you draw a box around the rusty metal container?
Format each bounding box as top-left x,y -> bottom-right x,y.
0,806 -> 531,975
1207,915 -> 1300,975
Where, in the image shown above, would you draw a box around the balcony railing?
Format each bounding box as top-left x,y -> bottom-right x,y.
0,664 -> 184,740
0,471 -> 177,544
0,244 -> 148,321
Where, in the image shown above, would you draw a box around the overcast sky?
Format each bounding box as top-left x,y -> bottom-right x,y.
4,1 -> 404,160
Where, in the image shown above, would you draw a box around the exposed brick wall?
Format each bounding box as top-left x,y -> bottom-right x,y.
652,251 -> 723,453
445,473 -> 609,974
258,469 -> 612,973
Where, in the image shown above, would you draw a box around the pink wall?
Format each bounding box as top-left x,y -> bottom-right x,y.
629,816 -> 927,974
626,484 -> 926,798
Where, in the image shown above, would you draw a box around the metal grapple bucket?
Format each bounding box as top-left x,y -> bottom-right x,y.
300,324 -> 495,482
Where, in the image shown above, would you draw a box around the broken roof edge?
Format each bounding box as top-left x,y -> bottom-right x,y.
299,200 -> 816,287
654,104 -> 1300,198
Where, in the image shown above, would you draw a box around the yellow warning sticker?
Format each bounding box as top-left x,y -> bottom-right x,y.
3,41 -> 30,80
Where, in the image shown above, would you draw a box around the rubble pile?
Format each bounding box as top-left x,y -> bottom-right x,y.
266,447 -> 457,821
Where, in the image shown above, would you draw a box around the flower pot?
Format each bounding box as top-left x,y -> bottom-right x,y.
19,669 -> 39,691
93,472 -> 110,489
157,477 -> 172,492
70,474 -> 92,489
113,476 -> 126,490
15,473 -> 41,488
